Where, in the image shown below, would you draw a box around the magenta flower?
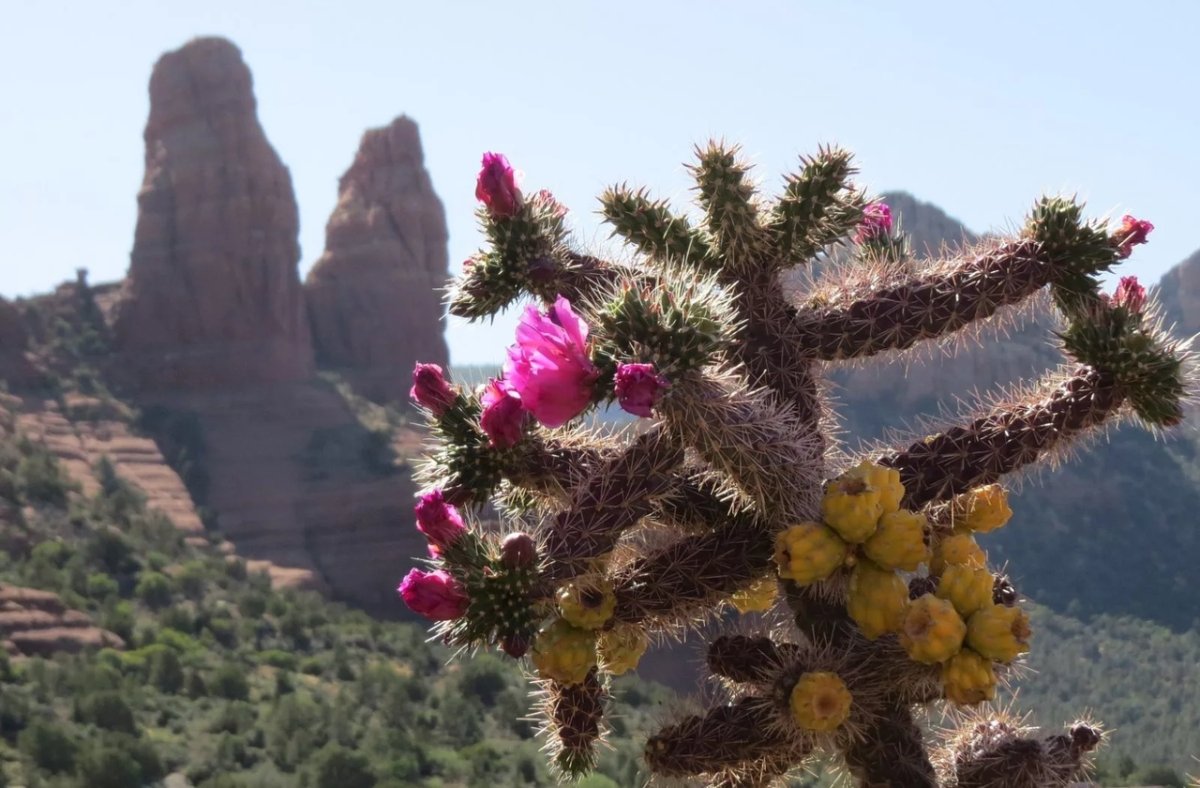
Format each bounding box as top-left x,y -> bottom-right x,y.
854,201 -> 893,243
475,152 -> 522,219
398,568 -> 469,620
480,378 -> 526,448
414,489 -> 466,550
535,189 -> 568,219
503,296 -> 599,428
1114,215 -> 1154,259
410,363 -> 456,416
615,362 -> 670,418
1112,276 -> 1147,314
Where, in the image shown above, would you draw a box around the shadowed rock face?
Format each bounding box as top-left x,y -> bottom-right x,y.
304,116 -> 451,403
0,298 -> 38,388
113,37 -> 313,389
1155,248 -> 1200,337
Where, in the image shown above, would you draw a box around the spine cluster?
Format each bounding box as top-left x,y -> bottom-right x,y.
398,145 -> 1190,785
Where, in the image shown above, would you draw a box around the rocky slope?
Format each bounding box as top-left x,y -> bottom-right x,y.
0,584 -> 124,657
112,37 -> 314,390
304,116 -> 451,403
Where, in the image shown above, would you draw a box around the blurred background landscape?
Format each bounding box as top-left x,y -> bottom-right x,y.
1,3 -> 1198,786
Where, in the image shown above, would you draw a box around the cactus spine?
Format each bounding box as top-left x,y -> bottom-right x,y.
402,146 -> 1190,785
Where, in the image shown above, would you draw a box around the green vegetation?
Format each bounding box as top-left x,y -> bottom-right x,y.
0,428 -> 674,787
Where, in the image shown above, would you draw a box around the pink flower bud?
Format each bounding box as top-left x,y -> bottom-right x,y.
615,362 -> 670,418
503,296 -> 599,428
414,489 -> 466,550
480,379 -> 526,448
535,189 -> 568,219
475,152 -> 522,219
854,201 -> 893,243
1112,276 -> 1147,314
1113,215 -> 1154,259
410,363 -> 456,416
500,531 -> 538,570
398,568 -> 469,620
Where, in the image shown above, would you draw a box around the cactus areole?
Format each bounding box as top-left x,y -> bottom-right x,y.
398,143 -> 1189,785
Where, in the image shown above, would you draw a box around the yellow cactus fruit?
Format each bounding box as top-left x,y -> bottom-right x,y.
730,576 -> 778,614
864,461 -> 905,515
775,522 -> 848,585
597,626 -> 649,676
846,560 -> 909,639
900,594 -> 967,664
930,533 -> 987,576
821,461 -> 898,543
556,578 -> 616,630
863,509 -> 930,571
531,619 -> 597,685
942,649 -> 997,705
966,604 -> 1032,663
789,671 -> 853,732
936,564 -> 994,618
954,484 -> 1013,533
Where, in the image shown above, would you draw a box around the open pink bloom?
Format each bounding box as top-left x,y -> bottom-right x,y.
854,201 -> 893,243
1112,276 -> 1147,314
398,568 -> 468,620
475,152 -> 522,218
615,362 -> 670,417
1114,215 -> 1154,258
480,378 -> 526,448
414,489 -> 466,549
503,296 -> 599,427
410,363 -> 456,416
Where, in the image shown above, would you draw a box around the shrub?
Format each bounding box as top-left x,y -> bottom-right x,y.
210,663 -> 250,701
75,690 -> 138,734
310,744 -> 377,788
135,570 -> 173,609
18,720 -> 77,774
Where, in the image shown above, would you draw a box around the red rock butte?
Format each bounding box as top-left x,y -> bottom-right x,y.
305,116 -> 451,403
113,36 -> 314,389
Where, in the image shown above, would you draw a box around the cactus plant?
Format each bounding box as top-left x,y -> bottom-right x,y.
399,145 -> 1191,786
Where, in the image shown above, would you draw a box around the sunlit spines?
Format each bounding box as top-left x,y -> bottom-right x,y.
767,146 -> 861,266
690,141 -> 767,275
599,184 -> 714,270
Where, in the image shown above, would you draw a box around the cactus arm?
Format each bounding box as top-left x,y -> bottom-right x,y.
842,703 -> 938,788
644,697 -> 793,779
783,239 -> 1050,361
545,670 -> 607,777
881,365 -> 1122,508
541,428 -> 684,582
611,517 -> 774,626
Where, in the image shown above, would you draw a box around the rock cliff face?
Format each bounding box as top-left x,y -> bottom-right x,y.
113,37 -> 313,390
0,584 -> 124,657
304,117 -> 450,403
0,298 -> 38,388
1156,248 -> 1200,336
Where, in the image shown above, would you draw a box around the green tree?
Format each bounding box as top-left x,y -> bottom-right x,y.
149,646 -> 185,694
135,570 -> 173,609
310,744 -> 376,788
18,720 -> 77,774
210,663 -> 250,701
75,690 -> 138,734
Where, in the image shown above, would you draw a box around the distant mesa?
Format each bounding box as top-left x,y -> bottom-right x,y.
112,36 -> 314,390
304,116 -> 451,403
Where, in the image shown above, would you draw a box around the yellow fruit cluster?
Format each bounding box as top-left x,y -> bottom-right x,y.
789,671 -> 853,732
597,626 -> 649,675
557,578 -> 616,630
531,619 -> 598,685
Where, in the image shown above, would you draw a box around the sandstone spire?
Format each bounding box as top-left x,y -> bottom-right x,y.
114,37 -> 313,389
304,116 -> 451,403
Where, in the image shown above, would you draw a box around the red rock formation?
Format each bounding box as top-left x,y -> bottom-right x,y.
0,584 -> 124,657
304,116 -> 450,403
0,298 -> 39,388
113,37 -> 313,389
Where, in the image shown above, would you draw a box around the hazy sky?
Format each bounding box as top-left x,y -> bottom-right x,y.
3,1 -> 1197,364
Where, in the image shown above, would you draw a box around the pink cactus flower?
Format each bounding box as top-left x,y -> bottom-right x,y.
410,363 -> 456,416
475,152 -> 522,218
1114,215 -> 1154,259
854,201 -> 893,243
480,378 -> 526,448
398,568 -> 469,620
535,189 -> 568,218
414,489 -> 466,550
1112,276 -> 1147,314
503,296 -> 599,428
615,362 -> 670,418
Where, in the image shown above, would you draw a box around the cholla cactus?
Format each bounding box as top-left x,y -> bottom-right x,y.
400,145 -> 1191,786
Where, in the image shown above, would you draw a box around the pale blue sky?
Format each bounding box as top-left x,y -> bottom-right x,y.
2,1 -> 1197,364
